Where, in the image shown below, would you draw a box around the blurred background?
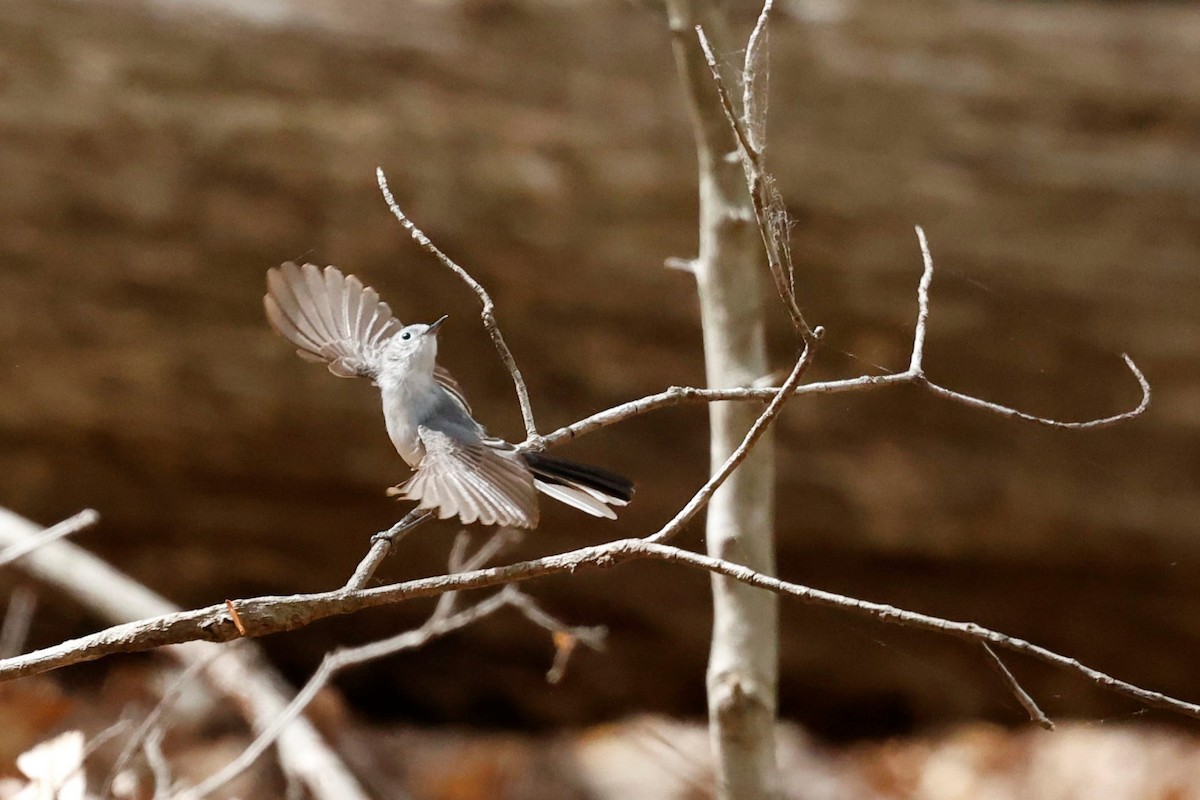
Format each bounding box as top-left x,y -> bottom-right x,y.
1,0 -> 1199,795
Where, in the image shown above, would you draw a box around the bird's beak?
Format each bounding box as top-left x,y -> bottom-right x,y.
425,315 -> 448,336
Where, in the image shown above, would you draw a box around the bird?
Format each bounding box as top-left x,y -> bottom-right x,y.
264,262 -> 633,529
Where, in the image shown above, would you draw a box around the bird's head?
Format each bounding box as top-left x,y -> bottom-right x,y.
381,315 -> 446,380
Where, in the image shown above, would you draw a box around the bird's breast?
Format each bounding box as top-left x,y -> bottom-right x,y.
381,381 -> 433,466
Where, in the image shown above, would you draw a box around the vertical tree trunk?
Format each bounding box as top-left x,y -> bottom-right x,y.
665,3 -> 781,798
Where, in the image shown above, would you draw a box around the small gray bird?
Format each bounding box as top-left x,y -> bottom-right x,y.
264,262 -> 633,529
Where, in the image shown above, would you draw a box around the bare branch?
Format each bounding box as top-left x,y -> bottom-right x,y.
531,353 -> 1148,453
907,226 -> 1150,427
982,643 -> 1055,731
182,526 -> 532,799
499,590 -> 606,685
922,355 -> 1150,429
376,167 -> 539,440
528,229 -> 1148,452
524,371 -> 907,451
741,0 -> 773,155
4,532 -> 1196,723
505,590 -> 607,653
0,220 -> 1150,728
695,23 -> 812,344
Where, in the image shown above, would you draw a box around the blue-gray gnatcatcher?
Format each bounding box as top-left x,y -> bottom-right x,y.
264,262 -> 633,528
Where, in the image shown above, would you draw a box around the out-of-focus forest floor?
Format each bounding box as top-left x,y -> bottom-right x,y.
4,663 -> 1200,800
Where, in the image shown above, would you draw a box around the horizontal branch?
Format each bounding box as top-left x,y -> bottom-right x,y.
525,226 -> 1149,451
529,353 -> 1148,451
1,534 -> 1196,722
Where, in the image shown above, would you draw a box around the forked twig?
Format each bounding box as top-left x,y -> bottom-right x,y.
982,643 -> 1055,730
526,226 -> 1148,452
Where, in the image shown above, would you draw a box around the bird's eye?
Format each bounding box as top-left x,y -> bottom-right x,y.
401,332 -> 412,341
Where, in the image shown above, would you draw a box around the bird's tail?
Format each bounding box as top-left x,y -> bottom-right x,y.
522,452 -> 633,520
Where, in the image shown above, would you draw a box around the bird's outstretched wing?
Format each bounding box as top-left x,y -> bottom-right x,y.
264,262 -> 473,409
265,262 -> 398,379
387,426 -> 539,528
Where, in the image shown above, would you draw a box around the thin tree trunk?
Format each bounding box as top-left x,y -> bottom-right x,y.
665,3 -> 781,798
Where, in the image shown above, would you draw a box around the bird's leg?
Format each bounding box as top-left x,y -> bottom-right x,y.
343,508 -> 434,592
371,507 -> 434,545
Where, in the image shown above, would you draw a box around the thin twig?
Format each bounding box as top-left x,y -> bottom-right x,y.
523,372 -> 906,450
741,0 -> 773,156
430,530 -> 474,623
695,23 -> 812,343
376,167 -> 539,440
505,590 -> 607,652
460,528 -> 524,573
741,2 -> 792,301
910,225 -> 935,375
982,643 -> 1055,731
694,26 -> 759,179
504,590 -> 606,684
525,353 -> 1148,453
0,509 -> 98,569
432,528 -> 523,622
922,359 -> 1150,429
57,718 -> 134,799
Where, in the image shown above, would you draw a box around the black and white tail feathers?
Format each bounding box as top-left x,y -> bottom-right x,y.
523,452 -> 633,520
